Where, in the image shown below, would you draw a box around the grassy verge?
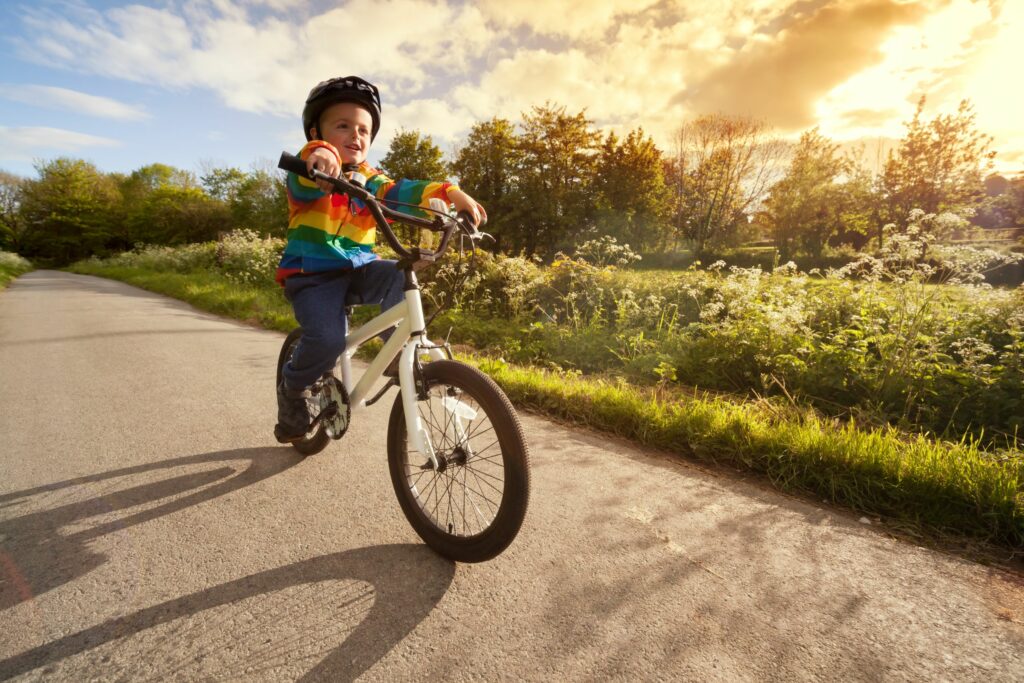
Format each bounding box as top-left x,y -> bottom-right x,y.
67,262 -> 1024,551
479,361 -> 1022,548
69,262 -> 298,331
0,259 -> 33,289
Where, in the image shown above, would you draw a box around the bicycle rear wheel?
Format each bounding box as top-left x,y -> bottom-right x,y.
387,360 -> 530,563
276,328 -> 331,456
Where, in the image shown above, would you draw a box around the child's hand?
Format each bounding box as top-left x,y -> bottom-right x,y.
448,189 -> 487,227
306,147 -> 341,193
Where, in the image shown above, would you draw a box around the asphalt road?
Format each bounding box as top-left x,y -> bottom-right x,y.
1,270 -> 1022,682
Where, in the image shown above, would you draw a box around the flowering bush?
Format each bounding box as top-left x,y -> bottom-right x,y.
72,210 -> 1024,445
0,250 -> 32,287
0,251 -> 31,270
100,242 -> 218,273
575,235 -> 642,267
216,229 -> 285,285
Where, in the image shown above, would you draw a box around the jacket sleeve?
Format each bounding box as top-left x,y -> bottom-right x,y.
364,169 -> 459,220
285,140 -> 341,208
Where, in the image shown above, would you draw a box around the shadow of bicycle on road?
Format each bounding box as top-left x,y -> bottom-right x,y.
0,448 -> 302,611
1,449 -> 456,680
0,543 -> 454,681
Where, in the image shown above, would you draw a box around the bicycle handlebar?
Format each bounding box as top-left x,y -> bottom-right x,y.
277,151 -> 480,266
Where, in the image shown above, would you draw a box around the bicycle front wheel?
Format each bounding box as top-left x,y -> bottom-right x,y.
387,360 -> 530,563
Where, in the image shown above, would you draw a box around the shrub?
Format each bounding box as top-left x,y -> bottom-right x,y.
216,228 -> 285,285
99,243 -> 217,273
575,235 -> 642,267
0,250 -> 32,287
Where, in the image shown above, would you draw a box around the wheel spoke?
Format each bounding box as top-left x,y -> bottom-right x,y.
389,362 -> 528,555
467,437 -> 502,460
464,467 -> 500,518
464,464 -> 505,484
465,420 -> 496,443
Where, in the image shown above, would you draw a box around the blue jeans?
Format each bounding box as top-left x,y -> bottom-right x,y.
281,259 -> 405,390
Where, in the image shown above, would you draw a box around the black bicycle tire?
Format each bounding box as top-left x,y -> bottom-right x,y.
276,328 -> 330,456
386,360 -> 530,562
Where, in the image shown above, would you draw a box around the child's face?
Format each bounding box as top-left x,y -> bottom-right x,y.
313,101 -> 373,165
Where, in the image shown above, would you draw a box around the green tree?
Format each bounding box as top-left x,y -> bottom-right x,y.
973,174 -> 1024,228
593,128 -> 670,252
762,129 -> 871,259
201,166 -> 247,203
230,168 -> 288,236
379,129 -> 449,181
126,185 -> 229,245
672,114 -> 785,252
449,117 -> 520,253
880,97 -> 994,237
515,103 -> 601,257
0,171 -> 25,251
114,162 -> 232,245
19,158 -> 123,263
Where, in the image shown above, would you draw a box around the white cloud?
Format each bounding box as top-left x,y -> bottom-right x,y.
383,98 -> 476,145
13,0 -> 493,119
0,126 -> 121,162
8,0 -> 1022,172
0,84 -> 149,121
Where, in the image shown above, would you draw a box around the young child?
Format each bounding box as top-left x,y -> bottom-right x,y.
274,75 -> 485,443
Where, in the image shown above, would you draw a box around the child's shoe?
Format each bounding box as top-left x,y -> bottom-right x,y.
274,379 -> 314,443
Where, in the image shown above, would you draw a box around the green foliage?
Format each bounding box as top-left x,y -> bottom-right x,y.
449,118 -> 520,253
216,228 -> 285,285
93,242 -> 217,273
881,97 -> 994,230
124,184 -> 230,245
18,158 -> 123,264
72,244 -> 1024,549
229,168 -> 288,236
668,114 -> 786,251
574,235 -> 641,267
761,129 -> 872,259
422,231 -> 1024,447
201,167 -> 247,202
0,171 -> 25,251
0,250 -> 32,288
973,175 -> 1024,228
514,103 -> 601,257
594,129 -> 671,251
379,129 -> 448,181
483,361 -> 1022,548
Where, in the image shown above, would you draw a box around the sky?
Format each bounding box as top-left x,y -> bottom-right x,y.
0,0 -> 1021,180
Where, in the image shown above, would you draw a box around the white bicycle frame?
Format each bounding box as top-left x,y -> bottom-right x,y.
336,285 -> 449,469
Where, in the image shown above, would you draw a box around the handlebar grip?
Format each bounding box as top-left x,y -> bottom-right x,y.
278,151 -> 311,178
456,210 -> 478,230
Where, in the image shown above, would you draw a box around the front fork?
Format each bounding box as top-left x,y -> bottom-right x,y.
399,335 -> 443,469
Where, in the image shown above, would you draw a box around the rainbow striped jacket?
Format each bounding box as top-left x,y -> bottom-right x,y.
275,140 -> 457,285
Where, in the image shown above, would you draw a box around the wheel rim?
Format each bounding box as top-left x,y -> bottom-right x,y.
401,382 -> 506,539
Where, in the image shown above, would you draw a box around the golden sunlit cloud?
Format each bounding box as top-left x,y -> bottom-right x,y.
8,0 -> 1023,174
682,0 -> 930,129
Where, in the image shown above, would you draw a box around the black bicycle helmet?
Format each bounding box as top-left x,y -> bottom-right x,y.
302,76 -> 382,142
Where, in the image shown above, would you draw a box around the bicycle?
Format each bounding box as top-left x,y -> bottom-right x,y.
274,152 -> 530,563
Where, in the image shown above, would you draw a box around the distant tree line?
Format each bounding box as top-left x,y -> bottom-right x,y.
0,161 -> 285,264
2,96 -> 1021,265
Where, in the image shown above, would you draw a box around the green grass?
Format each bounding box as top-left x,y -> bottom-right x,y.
67,261 -> 1024,551
69,262 -> 298,331
477,360 -> 1022,547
